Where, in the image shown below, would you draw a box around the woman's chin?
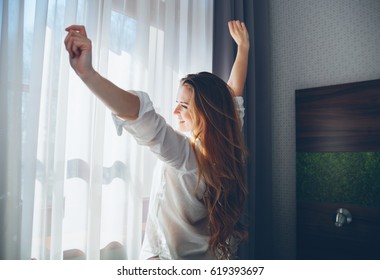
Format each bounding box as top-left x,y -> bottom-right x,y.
177,125 -> 190,133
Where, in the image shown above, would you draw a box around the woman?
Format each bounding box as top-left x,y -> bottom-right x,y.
64,20 -> 250,260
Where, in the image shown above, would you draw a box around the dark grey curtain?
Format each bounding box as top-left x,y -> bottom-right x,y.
213,0 -> 274,259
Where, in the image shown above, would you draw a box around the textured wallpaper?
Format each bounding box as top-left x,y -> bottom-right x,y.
268,0 -> 380,259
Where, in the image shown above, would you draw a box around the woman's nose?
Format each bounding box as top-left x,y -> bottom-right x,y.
173,104 -> 180,115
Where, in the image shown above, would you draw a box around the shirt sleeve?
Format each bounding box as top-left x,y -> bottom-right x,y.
112,90 -> 154,136
234,96 -> 245,128
111,91 -> 195,170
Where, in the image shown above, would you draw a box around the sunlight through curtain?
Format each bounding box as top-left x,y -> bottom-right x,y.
0,0 -> 213,260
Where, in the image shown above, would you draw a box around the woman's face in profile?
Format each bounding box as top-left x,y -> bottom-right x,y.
173,84 -> 194,132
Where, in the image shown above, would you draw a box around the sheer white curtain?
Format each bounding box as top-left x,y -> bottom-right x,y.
0,0 -> 213,260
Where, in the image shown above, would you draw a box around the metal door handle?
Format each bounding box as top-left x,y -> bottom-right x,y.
335,208 -> 352,227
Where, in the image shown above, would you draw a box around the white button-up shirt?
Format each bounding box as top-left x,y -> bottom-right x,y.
113,90 -> 245,259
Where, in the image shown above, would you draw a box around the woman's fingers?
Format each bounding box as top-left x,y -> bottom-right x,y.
228,20 -> 240,38
64,32 -> 76,58
228,20 -> 249,46
64,25 -> 95,79
229,20 -> 246,35
65,32 -> 80,58
64,29 -> 91,58
64,25 -> 88,58
65,25 -> 88,37
228,20 -> 237,35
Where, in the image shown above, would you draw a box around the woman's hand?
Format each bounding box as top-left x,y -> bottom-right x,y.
64,25 -> 96,80
228,20 -> 250,49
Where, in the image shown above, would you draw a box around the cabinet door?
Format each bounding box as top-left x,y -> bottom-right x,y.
296,79 -> 380,260
297,201 -> 380,259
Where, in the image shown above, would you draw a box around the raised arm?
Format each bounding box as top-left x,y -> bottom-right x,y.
64,25 -> 140,120
227,20 -> 250,97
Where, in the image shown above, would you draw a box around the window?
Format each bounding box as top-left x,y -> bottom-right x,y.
1,0 -> 212,260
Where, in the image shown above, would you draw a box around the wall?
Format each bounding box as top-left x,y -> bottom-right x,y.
266,0 -> 380,259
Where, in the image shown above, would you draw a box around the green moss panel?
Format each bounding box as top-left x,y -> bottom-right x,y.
297,152 -> 380,207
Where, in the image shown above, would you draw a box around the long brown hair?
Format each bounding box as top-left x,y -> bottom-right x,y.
181,72 -> 248,259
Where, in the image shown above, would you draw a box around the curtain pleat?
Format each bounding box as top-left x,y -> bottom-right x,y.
0,0 -> 24,260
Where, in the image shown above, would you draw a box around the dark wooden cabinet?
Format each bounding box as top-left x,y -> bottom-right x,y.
296,79 -> 380,260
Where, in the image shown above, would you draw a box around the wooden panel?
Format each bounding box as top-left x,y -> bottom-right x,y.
297,201 -> 380,259
296,79 -> 380,152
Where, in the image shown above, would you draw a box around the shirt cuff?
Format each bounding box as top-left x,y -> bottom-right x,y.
112,90 -> 154,136
234,96 -> 245,127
